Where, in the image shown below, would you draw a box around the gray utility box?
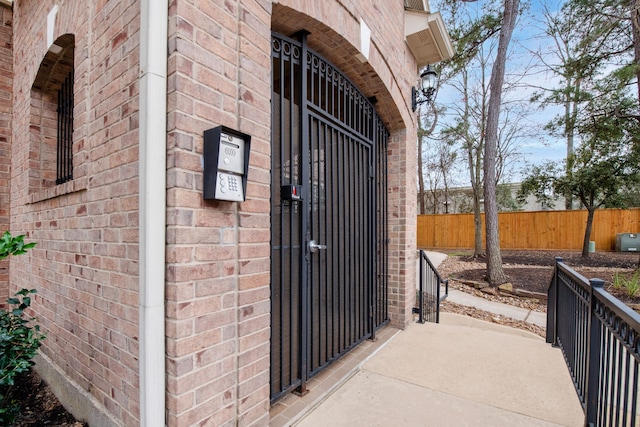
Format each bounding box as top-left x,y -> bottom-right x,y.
616,233 -> 640,252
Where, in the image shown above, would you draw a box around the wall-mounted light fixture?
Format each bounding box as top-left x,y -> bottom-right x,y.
411,65 -> 437,112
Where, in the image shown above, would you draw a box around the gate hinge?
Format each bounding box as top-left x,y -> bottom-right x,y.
369,166 -> 374,178
369,305 -> 374,318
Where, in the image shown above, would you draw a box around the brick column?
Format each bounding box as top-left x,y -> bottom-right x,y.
386,128 -> 418,329
165,1 -> 272,425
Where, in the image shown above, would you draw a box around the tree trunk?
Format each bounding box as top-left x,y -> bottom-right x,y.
470,146 -> 483,257
582,208 -> 596,258
564,84 -> 574,210
443,173 -> 450,214
631,0 -> 640,104
460,67 -> 484,257
483,0 -> 519,286
473,196 -> 483,256
431,188 -> 438,214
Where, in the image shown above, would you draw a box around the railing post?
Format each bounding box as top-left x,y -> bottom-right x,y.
418,250 -> 424,324
435,275 -> 441,324
547,257 -> 562,345
585,278 -> 604,427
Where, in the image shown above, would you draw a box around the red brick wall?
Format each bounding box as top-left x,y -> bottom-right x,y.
11,2 -> 141,425
0,5 -> 12,307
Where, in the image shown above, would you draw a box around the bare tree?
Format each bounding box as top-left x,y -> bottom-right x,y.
421,135 -> 458,213
439,26 -> 525,256
440,50 -> 489,256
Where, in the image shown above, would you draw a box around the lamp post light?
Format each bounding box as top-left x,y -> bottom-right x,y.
411,64 -> 437,112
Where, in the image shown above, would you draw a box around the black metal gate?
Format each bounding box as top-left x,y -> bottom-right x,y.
270,32 -> 388,402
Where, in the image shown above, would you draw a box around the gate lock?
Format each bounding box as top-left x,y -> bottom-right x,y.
281,184 -> 303,201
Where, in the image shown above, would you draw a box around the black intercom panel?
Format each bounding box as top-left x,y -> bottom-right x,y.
203,126 -> 251,201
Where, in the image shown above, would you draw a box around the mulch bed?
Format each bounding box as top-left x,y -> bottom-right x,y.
6,370 -> 86,426
446,250 -> 639,303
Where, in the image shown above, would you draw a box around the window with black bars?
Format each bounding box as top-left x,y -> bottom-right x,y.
56,70 -> 74,184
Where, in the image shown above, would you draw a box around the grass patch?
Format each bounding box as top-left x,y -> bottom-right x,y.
613,271 -> 640,298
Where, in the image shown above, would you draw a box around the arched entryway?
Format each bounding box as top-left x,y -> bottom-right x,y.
270,31 -> 389,402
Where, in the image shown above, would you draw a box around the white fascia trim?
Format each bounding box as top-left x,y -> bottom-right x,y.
0,0 -> 13,8
139,0 -> 168,426
405,10 -> 455,66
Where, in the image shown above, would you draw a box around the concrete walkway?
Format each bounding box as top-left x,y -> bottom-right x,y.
448,289 -> 547,328
295,313 -> 583,426
290,252 -> 583,426
421,251 -> 547,328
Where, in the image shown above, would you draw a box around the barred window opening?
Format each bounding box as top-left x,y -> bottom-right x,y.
56,70 -> 74,185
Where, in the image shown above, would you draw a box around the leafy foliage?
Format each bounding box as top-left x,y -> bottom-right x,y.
0,289 -> 45,386
518,82 -> 640,256
0,289 -> 46,424
0,231 -> 37,260
0,232 -> 42,425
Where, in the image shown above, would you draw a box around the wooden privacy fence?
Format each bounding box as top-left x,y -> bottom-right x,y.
417,208 -> 640,251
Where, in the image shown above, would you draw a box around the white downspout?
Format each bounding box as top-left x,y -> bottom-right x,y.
139,1 -> 168,426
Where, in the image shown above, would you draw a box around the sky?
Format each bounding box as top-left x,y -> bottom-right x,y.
429,0 -> 571,184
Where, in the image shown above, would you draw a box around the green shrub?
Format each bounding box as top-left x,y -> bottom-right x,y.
0,289 -> 46,423
0,232 -> 42,424
0,289 -> 45,385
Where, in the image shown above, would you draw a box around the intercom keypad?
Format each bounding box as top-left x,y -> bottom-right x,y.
203,125 -> 251,202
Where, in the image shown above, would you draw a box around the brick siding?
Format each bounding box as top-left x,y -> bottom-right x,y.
0,5 -> 11,307
11,2 -> 141,425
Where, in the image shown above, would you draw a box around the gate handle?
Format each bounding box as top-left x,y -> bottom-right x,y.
309,240 -> 327,253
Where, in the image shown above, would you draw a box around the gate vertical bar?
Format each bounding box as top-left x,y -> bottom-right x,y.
66,70 -> 74,181
277,38 -> 285,397
418,250 -> 425,323
288,34 -> 300,395
270,33 -> 307,401
297,30 -> 311,396
375,122 -> 388,329
57,81 -> 63,183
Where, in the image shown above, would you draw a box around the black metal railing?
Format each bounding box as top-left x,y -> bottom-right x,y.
547,257 -> 640,426
415,250 -> 448,323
